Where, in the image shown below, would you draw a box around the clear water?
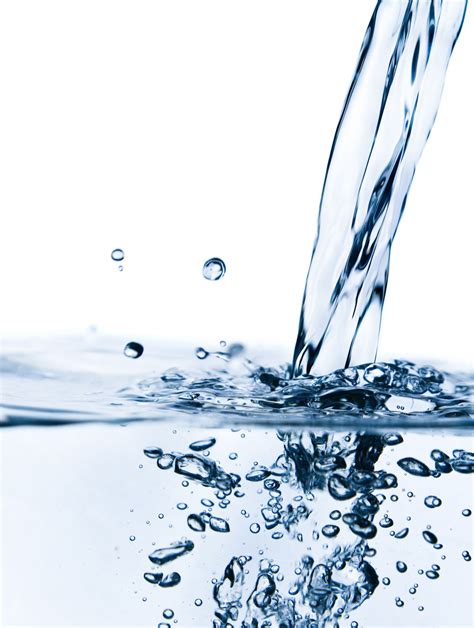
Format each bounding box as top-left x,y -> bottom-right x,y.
1,1 -> 473,627
292,0 -> 467,376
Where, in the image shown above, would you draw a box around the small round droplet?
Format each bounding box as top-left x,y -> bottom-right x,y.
424,495 -> 442,509
124,342 -> 144,359
422,530 -> 438,544
462,509 -> 471,517
163,609 -> 174,620
418,606 -> 424,612
111,248 -> 124,262
177,502 -> 188,511
396,561 -> 408,573
250,523 -> 261,534
321,525 -> 340,538
195,347 -> 209,360
194,599 -> 203,607
203,257 -> 226,281
395,597 -> 404,607
129,535 -> 136,541
229,452 -> 238,460
462,551 -> 471,561
382,577 -> 391,585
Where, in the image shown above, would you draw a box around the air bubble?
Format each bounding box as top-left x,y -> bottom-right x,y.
189,438 -> 216,451
250,523 -> 261,534
176,503 -> 188,511
124,342 -> 144,359
202,258 -> 226,281
194,598 -> 203,607
163,610 -> 174,620
195,347 -> 209,360
462,551 -> 471,561
462,509 -> 471,517
321,525 -> 340,538
111,248 -> 124,261
396,561 -> 408,573
424,495 -> 442,508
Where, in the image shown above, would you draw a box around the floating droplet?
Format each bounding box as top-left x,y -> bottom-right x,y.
250,523 -> 261,534
202,257 -> 226,281
426,570 -> 439,579
396,561 -> 408,573
246,468 -> 271,482
424,495 -> 442,508
462,551 -> 471,561
394,527 -> 409,539
189,438 -> 216,452
176,502 -> 188,511
462,509 -> 471,517
395,597 -> 404,607
229,452 -> 238,460
194,598 -> 203,607
329,510 -> 341,520
111,248 -> 124,261
382,577 -> 391,585
144,572 -> 162,584
163,609 -> 174,620
124,341 -> 144,359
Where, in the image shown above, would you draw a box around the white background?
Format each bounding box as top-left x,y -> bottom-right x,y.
0,0 -> 472,368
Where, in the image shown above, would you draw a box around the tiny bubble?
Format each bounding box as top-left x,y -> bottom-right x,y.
202,257 -> 226,281
111,248 -> 124,261
163,609 -> 174,619
129,535 -> 136,541
124,342 -> 144,359
462,509 -> 471,517
195,347 -> 209,360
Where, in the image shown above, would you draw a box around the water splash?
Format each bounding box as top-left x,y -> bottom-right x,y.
293,0 -> 467,376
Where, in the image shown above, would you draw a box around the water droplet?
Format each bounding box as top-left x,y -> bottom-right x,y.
396,561 -> 408,573
394,527 -> 409,539
250,523 -> 261,534
418,606 -> 424,611
462,508 -> 471,517
111,248 -> 124,261
383,433 -> 403,446
424,495 -> 442,508
129,535 -> 136,541
176,502 -> 188,511
382,577 -> 391,585
201,498 -> 214,507
194,598 -> 203,606
272,531 -> 283,539
229,452 -> 238,460
329,509 -> 341,520
189,438 -> 216,452
202,257 -> 226,281
395,597 -> 404,607
163,609 -> 174,620
123,341 -> 144,359
158,572 -> 181,587
462,551 -> 471,561
142,597 -> 147,602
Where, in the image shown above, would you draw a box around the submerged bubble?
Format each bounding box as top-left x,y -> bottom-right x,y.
111,248 -> 124,262
187,513 -> 206,532
144,447 -> 163,459
194,598 -> 203,607
424,495 -> 442,508
189,438 -> 216,452
159,572 -> 181,587
397,457 -> 431,477
144,572 -> 162,584
202,257 -> 226,281
321,524 -> 340,538
462,551 -> 471,561
250,523 -> 261,534
209,516 -> 230,533
195,347 -> 209,360
123,342 -> 144,359
396,561 -> 408,573
148,540 -> 194,565
422,530 -> 438,544
462,509 -> 471,517
163,609 -> 174,620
